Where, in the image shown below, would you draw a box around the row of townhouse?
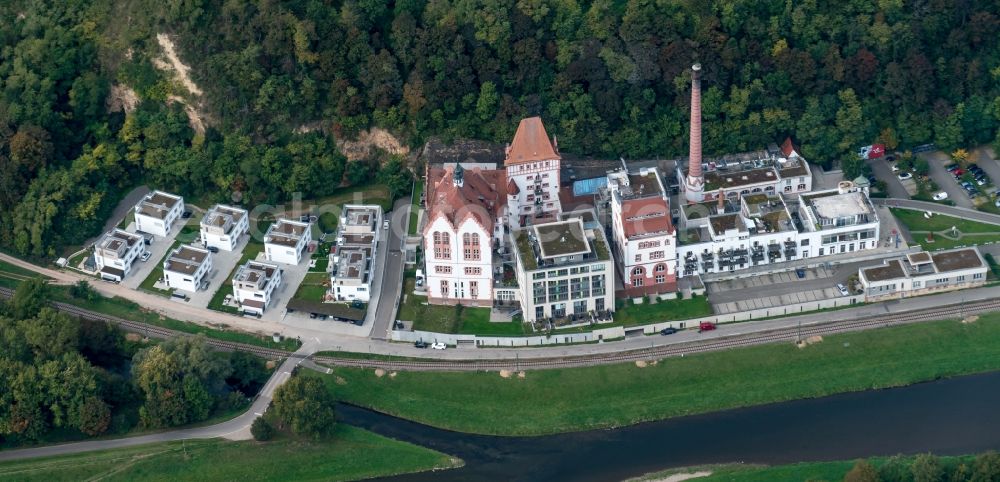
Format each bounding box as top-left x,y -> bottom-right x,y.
330,205 -> 382,303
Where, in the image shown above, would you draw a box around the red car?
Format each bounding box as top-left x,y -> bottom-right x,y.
698,322 -> 716,333
953,168 -> 965,177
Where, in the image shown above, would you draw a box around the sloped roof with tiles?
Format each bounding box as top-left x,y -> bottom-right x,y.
424,166 -> 506,234
505,117 -> 560,166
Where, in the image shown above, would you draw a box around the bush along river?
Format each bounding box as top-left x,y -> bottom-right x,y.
337,370 -> 1000,481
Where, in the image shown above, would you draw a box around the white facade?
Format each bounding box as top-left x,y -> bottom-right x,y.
860,248 -> 987,302
264,218 -> 312,265
607,166 -> 678,295
510,216 -> 614,322
163,245 -> 213,292
134,191 -> 184,237
504,117 -> 562,227
677,184 -> 880,278
200,205 -> 249,251
330,205 -> 382,303
94,229 -> 145,282
424,215 -> 494,306
232,260 -> 283,315
676,147 -> 813,203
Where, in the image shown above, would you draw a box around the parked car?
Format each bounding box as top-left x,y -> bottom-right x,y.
897,172 -> 912,180
383,220 -> 390,230
995,199 -> 1000,208
837,283 -> 850,296
181,210 -> 193,219
414,340 -> 429,349
698,322 -> 716,333
309,312 -> 318,319
431,342 -> 447,350
953,168 -> 965,177
795,267 -> 806,279
890,164 -> 900,172
140,251 -> 152,262
206,246 -> 219,253
885,155 -> 895,162
932,192 -> 949,201
659,327 -> 678,336
945,163 -> 959,172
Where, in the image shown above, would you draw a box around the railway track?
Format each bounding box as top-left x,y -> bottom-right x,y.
3,285 -> 999,371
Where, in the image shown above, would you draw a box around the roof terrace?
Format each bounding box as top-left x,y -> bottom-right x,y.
164,245 -> 209,275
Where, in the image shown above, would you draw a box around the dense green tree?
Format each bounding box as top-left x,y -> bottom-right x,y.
272,374 -> 337,439
251,416 -> 274,441
911,453 -> 943,482
844,459 -> 880,482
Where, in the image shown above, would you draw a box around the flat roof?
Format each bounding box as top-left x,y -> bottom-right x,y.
907,252 -> 932,265
202,205 -> 246,232
266,219 -> 310,247
533,220 -> 589,258
234,260 -> 280,287
137,191 -> 182,219
863,260 -> 906,282
705,168 -> 777,190
164,245 -> 209,275
709,213 -> 741,234
807,191 -> 872,219
931,249 -> 983,272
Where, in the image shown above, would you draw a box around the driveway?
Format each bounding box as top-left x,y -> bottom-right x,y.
369,198 -> 409,340
920,150 -> 973,208
868,157 -> 909,198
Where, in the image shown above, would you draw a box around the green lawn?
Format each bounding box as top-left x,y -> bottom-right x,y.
176,223 -> 200,244
51,285 -> 300,351
321,312 -> 1000,435
0,259 -> 48,280
613,295 -> 714,326
408,180 -> 424,236
399,274 -> 496,334
207,242 -> 264,314
0,427 -> 459,482
137,241 -> 180,297
292,272 -> 329,302
890,207 -> 1000,250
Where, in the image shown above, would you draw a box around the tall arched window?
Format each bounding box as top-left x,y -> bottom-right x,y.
434,231 -> 451,260
632,266 -> 644,276
464,232 -> 481,260
655,264 -> 666,273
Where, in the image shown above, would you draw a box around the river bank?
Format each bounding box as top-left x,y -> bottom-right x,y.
319,313 -> 1000,436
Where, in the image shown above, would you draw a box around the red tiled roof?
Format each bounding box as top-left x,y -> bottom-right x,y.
423,166 -> 506,235
507,178 -> 519,195
505,117 -> 560,166
781,137 -> 797,157
621,197 -> 673,238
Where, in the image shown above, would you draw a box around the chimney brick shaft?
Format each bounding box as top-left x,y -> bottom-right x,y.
688,65 -> 702,178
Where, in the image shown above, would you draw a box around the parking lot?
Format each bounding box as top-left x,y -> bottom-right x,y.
920,150 -> 974,208
867,156 -> 909,198
707,263 -> 859,314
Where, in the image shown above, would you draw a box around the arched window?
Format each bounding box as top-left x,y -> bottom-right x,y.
632,267 -> 644,276
463,232 -> 481,261
655,264 -> 666,273
434,231 -> 451,260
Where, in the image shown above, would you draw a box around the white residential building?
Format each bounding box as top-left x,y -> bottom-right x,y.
677,183 -> 880,278
606,165 -> 678,297
162,245 -> 213,292
423,165 -> 504,307
134,190 -> 185,237
676,139 -> 812,203
859,248 -> 988,302
232,260 -> 283,315
504,116 -> 562,227
330,205 -> 382,302
94,229 -> 145,282
200,205 -> 249,252
510,215 -> 614,322
264,218 -> 312,265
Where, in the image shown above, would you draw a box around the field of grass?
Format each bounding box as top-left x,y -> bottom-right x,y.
613,295 -> 714,326
0,427 -> 459,482
399,275 -> 495,334
50,286 -> 300,351
408,180 -> 424,236
322,312 -> 1000,435
137,241 -> 180,297
0,259 -> 49,289
207,242 -> 264,314
890,208 -> 1000,250
292,272 -> 329,302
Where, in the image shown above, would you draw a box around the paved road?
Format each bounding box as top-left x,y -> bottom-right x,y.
868,157 -> 909,198
873,198 -> 1000,226
83,186 -> 151,246
0,342 -> 317,462
369,198 -> 409,340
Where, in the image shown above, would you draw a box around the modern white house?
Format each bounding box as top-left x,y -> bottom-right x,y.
264,218 -> 312,265
134,190 -> 185,237
859,247 -> 988,302
607,165 -> 678,297
232,260 -> 283,315
162,245 -> 213,292
94,229 -> 145,282
676,182 -> 880,278
330,205 -> 382,302
200,204 -> 249,252
510,215 -> 615,322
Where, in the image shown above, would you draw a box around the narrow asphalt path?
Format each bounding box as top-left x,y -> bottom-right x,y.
370,198 -> 409,340
0,342 -> 317,462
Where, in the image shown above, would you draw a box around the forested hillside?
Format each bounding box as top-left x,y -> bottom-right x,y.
1,1 -> 998,257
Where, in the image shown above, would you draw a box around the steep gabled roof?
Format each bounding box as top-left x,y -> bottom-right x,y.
781,137 -> 798,158
423,166 -> 507,235
505,117 -> 560,166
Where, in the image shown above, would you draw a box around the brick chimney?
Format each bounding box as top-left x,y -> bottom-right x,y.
684,64 -> 705,204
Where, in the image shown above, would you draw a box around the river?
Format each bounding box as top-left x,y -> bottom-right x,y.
338,371 -> 1000,481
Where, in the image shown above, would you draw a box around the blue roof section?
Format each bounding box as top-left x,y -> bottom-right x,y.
573,177 -> 608,197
